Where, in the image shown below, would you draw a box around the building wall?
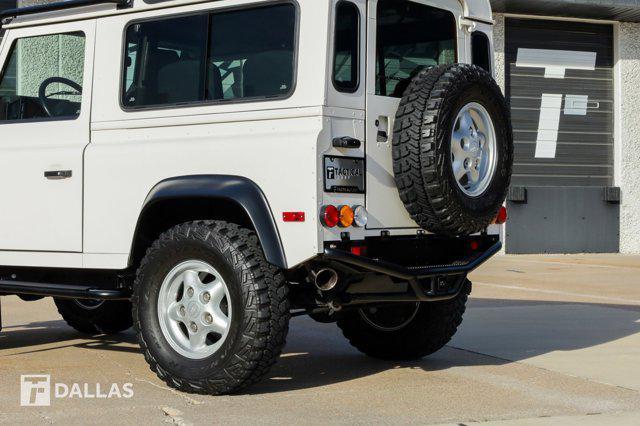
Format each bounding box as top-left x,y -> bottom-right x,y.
493,14 -> 506,93
16,34 -> 85,99
617,22 -> 640,253
493,13 -> 640,254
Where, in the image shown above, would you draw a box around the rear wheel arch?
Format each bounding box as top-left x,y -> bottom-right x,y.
129,175 -> 287,270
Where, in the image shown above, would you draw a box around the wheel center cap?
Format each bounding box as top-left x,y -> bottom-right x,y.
187,301 -> 200,318
469,141 -> 481,156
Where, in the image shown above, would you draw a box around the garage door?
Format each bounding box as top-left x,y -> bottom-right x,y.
504,18 -> 620,253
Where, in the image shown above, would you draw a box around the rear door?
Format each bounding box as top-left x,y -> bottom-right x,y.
365,0 -> 464,229
0,21 -> 94,251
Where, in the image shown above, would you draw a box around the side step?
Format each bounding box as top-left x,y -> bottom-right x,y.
0,280 -> 130,300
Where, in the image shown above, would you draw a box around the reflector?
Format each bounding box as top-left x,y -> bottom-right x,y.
493,206 -> 508,225
283,212 -> 305,222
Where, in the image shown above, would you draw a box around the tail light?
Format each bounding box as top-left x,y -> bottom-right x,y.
493,206 -> 508,225
338,205 -> 354,227
353,205 -> 368,227
321,205 -> 368,228
321,205 -> 340,228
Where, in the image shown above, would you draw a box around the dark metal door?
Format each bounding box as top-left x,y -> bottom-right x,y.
504,18 -> 619,253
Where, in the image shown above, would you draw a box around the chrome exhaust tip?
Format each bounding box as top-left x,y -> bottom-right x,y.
313,268 -> 339,291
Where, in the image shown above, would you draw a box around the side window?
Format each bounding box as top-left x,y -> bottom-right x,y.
0,32 -> 85,122
123,15 -> 209,107
375,0 -> 456,97
123,3 -> 297,109
472,31 -> 491,73
333,1 -> 360,92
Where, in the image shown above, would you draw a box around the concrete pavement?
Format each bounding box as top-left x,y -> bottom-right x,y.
0,254 -> 639,424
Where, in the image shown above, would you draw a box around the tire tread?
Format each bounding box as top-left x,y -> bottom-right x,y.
132,220 -> 289,395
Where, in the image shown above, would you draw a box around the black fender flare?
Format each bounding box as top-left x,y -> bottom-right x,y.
132,175 -> 287,269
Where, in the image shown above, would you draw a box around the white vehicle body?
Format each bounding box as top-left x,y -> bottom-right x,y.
0,0 -> 494,271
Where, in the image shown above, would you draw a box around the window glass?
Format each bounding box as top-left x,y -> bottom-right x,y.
210,4 -> 296,100
375,0 -> 456,97
0,32 -> 85,121
123,3 -> 296,109
333,1 -> 360,92
472,31 -> 491,72
123,14 -> 208,107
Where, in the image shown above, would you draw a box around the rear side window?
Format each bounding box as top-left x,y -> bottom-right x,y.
472,31 -> 491,73
375,0 -> 456,97
122,3 -> 296,109
333,1 -> 360,92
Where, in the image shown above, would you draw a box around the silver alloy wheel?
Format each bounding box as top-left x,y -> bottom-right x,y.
450,102 -> 497,197
157,260 -> 232,360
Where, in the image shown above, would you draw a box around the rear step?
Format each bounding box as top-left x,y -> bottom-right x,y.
0,280 -> 130,300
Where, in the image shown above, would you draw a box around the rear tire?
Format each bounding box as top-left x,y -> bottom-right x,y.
54,298 -> 133,335
337,280 -> 471,360
133,221 -> 289,395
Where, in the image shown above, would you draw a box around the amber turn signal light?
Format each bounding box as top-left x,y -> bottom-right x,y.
338,205 -> 354,228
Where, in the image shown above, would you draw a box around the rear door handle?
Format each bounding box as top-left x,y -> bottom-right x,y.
376,116 -> 390,142
44,170 -> 72,180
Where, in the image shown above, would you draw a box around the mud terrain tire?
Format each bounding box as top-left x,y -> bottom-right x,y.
393,64 -> 513,236
133,221 -> 289,395
54,298 -> 133,335
337,279 -> 471,360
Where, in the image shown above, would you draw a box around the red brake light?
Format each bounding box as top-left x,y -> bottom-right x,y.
493,206 -> 508,225
321,205 -> 340,228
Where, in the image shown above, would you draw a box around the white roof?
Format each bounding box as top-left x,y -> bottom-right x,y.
462,0 -> 493,23
3,0 -> 495,29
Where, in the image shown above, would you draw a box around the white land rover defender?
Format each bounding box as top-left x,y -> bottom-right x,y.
0,0 -> 512,394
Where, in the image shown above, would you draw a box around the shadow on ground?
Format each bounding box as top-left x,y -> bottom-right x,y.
0,297 -> 638,394
0,319 -> 139,355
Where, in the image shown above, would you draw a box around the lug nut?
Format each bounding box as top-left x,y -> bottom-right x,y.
179,306 -> 186,317
187,287 -> 194,298
203,313 -> 213,324
190,322 -> 198,333
202,292 -> 211,303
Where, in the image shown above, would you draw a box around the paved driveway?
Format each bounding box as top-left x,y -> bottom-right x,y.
0,254 -> 639,425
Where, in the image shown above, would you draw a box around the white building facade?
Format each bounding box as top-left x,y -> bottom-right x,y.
491,1 -> 640,254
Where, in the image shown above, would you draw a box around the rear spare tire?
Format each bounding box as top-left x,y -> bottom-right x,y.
393,64 -> 513,236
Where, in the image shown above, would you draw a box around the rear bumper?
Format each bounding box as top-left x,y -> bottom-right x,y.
323,234 -> 501,302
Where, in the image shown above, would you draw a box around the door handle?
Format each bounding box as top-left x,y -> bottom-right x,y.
44,170 -> 72,180
376,116 -> 390,143
332,136 -> 362,149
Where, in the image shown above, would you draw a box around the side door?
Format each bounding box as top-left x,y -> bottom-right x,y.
365,0 -> 465,229
0,21 -> 94,252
